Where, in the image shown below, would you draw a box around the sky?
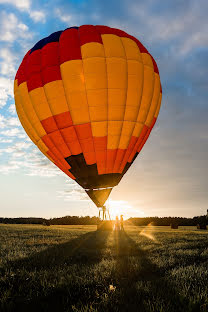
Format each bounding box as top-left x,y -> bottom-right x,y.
0,0 -> 207,219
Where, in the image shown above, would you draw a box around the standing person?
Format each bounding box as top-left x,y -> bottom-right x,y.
120,215 -> 124,230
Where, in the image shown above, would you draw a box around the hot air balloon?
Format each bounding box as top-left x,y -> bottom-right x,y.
14,25 -> 162,210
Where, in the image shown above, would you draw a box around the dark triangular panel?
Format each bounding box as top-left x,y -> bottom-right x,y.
85,188 -> 112,207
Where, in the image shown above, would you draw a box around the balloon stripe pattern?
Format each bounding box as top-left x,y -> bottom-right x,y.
14,25 -> 162,204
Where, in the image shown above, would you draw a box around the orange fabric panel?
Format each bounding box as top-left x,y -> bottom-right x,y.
138,117 -> 157,153
53,111 -> 73,129
113,149 -> 126,173
60,127 -> 82,155
106,149 -> 117,173
41,116 -> 58,134
75,124 -> 96,165
128,125 -> 149,162
118,136 -> 137,173
94,136 -> 107,174
49,130 -> 71,158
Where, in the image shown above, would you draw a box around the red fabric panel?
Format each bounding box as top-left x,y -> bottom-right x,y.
42,42 -> 59,68
96,25 -> 114,34
27,73 -> 43,92
26,50 -> 41,78
41,116 -> 58,134
15,50 -> 30,83
42,66 -> 62,85
151,56 -> 159,74
53,111 -> 73,129
60,127 -> 82,155
59,28 -> 81,64
79,25 -> 102,45
113,149 -> 126,173
106,149 -> 117,173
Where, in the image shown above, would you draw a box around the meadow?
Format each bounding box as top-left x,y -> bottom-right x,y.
0,224 -> 207,312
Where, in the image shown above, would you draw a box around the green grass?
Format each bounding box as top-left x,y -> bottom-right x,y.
0,224 -> 207,312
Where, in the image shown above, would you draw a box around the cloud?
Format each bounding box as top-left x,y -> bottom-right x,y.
57,187 -> 89,202
8,104 -> 16,115
0,12 -> 31,43
0,77 -> 13,108
0,0 -> 30,11
0,127 -> 26,138
29,10 -> 46,23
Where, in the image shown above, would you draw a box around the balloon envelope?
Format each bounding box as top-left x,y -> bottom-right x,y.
14,25 -> 162,207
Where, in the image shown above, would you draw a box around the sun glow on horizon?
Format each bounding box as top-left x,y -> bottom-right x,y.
107,199 -> 145,220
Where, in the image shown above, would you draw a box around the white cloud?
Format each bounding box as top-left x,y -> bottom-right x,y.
8,104 -> 16,115
0,48 -> 17,77
0,127 -> 26,138
0,0 -> 30,11
128,0 -> 208,55
29,10 -> 46,23
0,11 -> 32,43
0,77 -> 13,108
57,187 -> 89,202
0,138 -> 12,143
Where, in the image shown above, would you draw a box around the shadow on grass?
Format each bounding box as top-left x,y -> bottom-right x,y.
1,229 -> 200,312
109,230 -> 199,312
1,230 -> 110,312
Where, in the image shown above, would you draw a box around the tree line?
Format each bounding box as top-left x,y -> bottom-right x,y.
0,215 -> 207,226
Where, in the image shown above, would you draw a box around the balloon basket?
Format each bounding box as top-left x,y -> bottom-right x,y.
97,220 -> 113,231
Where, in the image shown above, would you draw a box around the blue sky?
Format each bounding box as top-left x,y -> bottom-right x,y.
0,0 -> 207,218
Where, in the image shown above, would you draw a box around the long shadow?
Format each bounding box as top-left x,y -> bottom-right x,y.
1,230 -> 110,312
109,230 -> 198,312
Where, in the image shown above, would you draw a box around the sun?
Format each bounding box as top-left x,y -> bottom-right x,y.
107,200 -> 128,220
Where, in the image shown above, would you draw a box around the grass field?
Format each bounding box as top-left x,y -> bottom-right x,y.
0,224 -> 207,312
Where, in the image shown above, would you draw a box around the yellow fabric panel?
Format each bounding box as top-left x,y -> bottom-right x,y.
66,91 -> 90,124
106,58 -> 127,89
29,87 -> 52,121
137,65 -> 155,123
89,105 -> 107,122
107,135 -> 120,149
127,60 -> 144,92
18,83 -> 46,138
83,57 -> 107,90
119,121 -> 135,149
132,122 -> 144,137
102,34 -> 126,58
121,37 -> 142,61
60,60 -> 85,92
155,92 -> 162,118
81,42 -> 105,59
108,88 -> 126,120
87,89 -> 107,107
37,139 -> 48,153
141,53 -> 154,68
145,73 -> 161,127
91,121 -> 107,137
108,105 -> 125,121
15,91 -> 39,144
124,106 -> 139,121
43,80 -> 69,115
108,121 -> 123,135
